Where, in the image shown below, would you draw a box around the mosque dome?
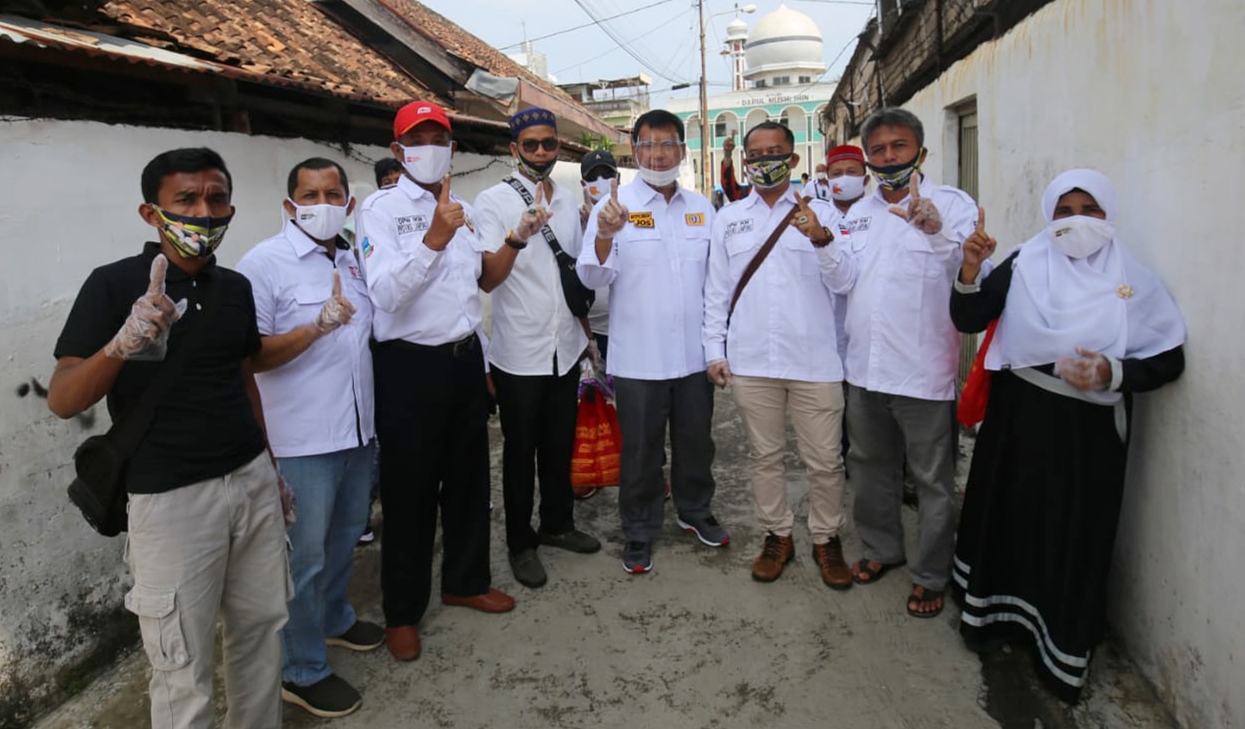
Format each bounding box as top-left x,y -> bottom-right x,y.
742,3 -> 825,85
725,16 -> 750,43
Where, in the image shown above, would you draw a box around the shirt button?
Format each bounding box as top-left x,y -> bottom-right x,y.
175,651 -> 188,663
195,303 -> 202,311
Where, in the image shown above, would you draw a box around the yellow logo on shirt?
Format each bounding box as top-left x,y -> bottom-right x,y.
628,212 -> 655,228
685,213 -> 705,226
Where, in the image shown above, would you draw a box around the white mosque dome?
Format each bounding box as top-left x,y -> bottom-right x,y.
742,3 -> 825,84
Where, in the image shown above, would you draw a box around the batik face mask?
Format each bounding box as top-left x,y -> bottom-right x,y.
516,155 -> 556,181
153,206 -> 233,258
868,147 -> 927,191
743,153 -> 793,189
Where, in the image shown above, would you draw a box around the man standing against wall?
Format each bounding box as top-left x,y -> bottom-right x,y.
473,108 -> 601,589
48,148 -> 289,729
237,158 -> 382,718
357,101 -> 514,663
577,110 -> 725,575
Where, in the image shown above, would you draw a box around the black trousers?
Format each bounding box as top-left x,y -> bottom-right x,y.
491,365 -> 579,553
373,338 -> 492,627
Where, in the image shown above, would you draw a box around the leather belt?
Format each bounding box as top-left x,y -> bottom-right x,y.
382,332 -> 479,358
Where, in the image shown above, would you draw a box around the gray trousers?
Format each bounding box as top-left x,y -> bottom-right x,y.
846,385 -> 957,591
614,373 -> 716,543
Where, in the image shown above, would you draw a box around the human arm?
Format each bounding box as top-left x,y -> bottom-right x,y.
478,185 -> 552,292
950,249 -> 1017,333
358,199 -> 443,313
577,180 -> 625,289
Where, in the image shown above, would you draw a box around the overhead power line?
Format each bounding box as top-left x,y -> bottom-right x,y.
498,0 -> 678,50
570,0 -> 693,85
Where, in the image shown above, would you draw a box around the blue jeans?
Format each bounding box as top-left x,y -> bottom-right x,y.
277,439 -> 376,686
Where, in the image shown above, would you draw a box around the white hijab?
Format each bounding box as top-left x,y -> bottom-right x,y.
985,169 -> 1186,374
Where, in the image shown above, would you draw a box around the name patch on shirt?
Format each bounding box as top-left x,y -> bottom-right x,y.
347,264 -> 363,280
685,213 -> 705,226
396,214 -> 430,235
724,219 -> 754,239
846,217 -> 871,234
628,212 -> 655,228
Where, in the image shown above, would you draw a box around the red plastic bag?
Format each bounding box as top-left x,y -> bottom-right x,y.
957,319 -> 999,427
571,385 -> 621,488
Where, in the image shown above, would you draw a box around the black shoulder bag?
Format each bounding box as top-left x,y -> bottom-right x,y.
503,176 -> 596,317
67,271 -> 222,536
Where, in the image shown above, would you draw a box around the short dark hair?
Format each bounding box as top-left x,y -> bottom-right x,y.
374,158 -> 403,187
632,109 -> 685,144
860,107 -> 925,150
141,148 -> 232,204
742,121 -> 795,151
287,157 -> 350,198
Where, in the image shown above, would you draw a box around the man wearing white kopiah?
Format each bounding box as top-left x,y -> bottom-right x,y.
702,121 -> 854,589
576,109 -> 725,575
473,108 -> 601,590
236,158 -> 382,718
835,107 -> 979,620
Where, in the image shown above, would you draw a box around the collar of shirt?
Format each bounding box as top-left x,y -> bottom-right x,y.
141,241 -> 217,281
741,184 -> 801,212
397,174 -> 435,203
630,175 -> 687,207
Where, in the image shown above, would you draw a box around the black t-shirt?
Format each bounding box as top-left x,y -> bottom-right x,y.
54,242 -> 267,494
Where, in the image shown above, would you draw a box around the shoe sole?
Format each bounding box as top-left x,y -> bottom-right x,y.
621,559 -> 652,574
676,518 -> 730,547
281,688 -> 361,719
326,636 -> 384,651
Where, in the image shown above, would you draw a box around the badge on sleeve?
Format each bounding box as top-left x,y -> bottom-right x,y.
685,213 -> 705,226
361,236 -> 374,259
628,211 -> 655,228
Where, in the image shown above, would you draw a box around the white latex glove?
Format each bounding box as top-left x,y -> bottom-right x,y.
105,254 -> 187,360
887,175 -> 943,235
707,359 -> 733,388
514,183 -> 553,240
595,178 -> 630,240
1054,346 -> 1112,392
314,271 -> 356,333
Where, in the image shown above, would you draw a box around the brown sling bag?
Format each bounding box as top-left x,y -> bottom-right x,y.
728,197 -> 810,320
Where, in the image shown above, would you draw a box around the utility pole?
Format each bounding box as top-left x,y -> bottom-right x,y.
698,0 -> 711,195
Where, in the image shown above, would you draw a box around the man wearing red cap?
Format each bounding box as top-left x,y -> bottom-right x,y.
356,101 -> 514,663
824,144 -> 871,216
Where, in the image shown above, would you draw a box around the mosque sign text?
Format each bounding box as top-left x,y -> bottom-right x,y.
737,93 -> 812,107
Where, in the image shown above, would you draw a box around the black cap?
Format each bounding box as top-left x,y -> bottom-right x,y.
580,149 -> 617,179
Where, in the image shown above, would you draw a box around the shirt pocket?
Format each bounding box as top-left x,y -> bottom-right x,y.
780,235 -> 820,277
681,228 -> 710,261
619,230 -> 664,265
294,281 -> 331,306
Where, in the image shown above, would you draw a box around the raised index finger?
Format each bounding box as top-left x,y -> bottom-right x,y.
976,205 -> 986,231
438,174 -> 452,204
609,176 -> 619,202
147,254 -> 168,296
331,270 -> 342,299
909,173 -> 921,200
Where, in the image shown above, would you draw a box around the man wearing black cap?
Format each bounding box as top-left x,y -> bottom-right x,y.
473,108 -> 601,588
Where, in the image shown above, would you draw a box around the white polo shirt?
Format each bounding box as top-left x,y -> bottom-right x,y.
355,175 -> 485,345
473,174 -> 588,376
236,220 -> 375,459
835,179 -> 978,401
703,186 -> 848,383
577,178 -> 714,380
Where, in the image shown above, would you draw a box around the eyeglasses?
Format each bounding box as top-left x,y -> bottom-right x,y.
635,141 -> 682,152
520,137 -> 560,153
584,169 -> 617,182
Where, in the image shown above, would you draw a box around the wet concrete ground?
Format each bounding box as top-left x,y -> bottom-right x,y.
32,390 -> 1179,729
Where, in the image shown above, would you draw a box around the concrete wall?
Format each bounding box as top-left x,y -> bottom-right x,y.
883,0 -> 1245,725
0,117 -> 517,727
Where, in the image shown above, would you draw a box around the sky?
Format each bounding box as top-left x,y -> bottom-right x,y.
419,0 -> 877,106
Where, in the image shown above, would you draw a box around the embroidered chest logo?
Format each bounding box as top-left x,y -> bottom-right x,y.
724,219 -> 754,238
685,212 -> 705,226
629,211 -> 655,228
348,264 -> 363,279
396,214 -> 430,235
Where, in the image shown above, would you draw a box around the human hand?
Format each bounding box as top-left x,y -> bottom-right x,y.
790,195 -> 832,246
586,338 -> 602,370
887,175 -> 942,234
960,206 -> 997,283
707,359 -> 733,388
1054,346 -> 1112,392
425,174 -> 464,250
314,271 -> 356,333
596,177 -> 630,240
722,131 -> 736,158
104,254 -> 187,360
278,474 -> 297,527
514,182 -> 553,240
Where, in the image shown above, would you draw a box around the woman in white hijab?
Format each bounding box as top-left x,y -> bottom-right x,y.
949,169 -> 1186,703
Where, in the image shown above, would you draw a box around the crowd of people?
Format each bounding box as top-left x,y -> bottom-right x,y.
45,97 -> 1185,727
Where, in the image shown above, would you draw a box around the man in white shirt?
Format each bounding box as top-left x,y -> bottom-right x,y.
473,108 -> 601,589
803,163 -> 832,202
834,108 -> 978,619
355,101 -> 515,663
577,109 -> 726,575
236,158 -> 381,718
703,121 -> 853,589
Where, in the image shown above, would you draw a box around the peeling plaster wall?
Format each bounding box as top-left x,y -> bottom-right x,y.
0,118 -> 514,727
880,0 -> 1244,726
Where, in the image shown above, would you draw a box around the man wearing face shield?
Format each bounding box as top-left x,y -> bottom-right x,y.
576,110 -> 724,575
830,108 -> 979,620
355,101 -> 515,664
472,109 -> 602,589
235,158 -> 382,718
48,148 -> 291,729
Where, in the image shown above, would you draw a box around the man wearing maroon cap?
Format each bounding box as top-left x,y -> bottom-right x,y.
824,144 -> 870,216
356,101 -> 515,663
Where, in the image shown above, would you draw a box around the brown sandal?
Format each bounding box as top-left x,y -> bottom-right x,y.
906,584 -> 945,618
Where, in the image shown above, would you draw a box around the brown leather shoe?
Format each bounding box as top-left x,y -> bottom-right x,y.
441,588 -> 516,613
813,537 -> 853,591
751,533 -> 794,582
385,625 -> 420,661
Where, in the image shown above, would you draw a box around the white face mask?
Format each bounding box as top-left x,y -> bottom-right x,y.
583,180 -> 609,203
400,144 -> 452,184
829,174 -> 866,202
638,161 -> 682,188
289,200 -> 351,242
815,172 -> 828,181
1047,215 -> 1114,259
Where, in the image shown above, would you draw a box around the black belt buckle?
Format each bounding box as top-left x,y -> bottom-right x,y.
451,333 -> 477,357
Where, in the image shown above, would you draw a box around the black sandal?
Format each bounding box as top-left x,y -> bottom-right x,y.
850,558 -> 906,585
906,585 -> 945,618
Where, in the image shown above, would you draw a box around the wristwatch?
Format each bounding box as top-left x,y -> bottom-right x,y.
811,226 -> 834,248
504,230 -> 528,250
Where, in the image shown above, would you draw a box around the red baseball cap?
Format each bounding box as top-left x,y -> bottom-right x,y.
826,144 -> 865,166
394,101 -> 451,139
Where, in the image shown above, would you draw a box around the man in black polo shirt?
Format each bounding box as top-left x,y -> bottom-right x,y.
48,148 -> 289,729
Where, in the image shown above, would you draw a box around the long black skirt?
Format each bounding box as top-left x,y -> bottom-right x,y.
953,369 -> 1130,703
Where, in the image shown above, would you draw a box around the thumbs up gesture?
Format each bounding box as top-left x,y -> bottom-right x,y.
313,270 -> 357,334
887,174 -> 943,234
425,174 -> 464,251
105,253 -> 188,360
959,206 -> 997,284
514,182 -> 553,241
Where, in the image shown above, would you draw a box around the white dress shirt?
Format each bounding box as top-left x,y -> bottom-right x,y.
236,220 -> 375,458
577,178 -> 715,380
473,174 -> 588,376
833,179 -> 978,401
703,186 -> 847,382
355,175 -> 484,345
804,180 -> 832,202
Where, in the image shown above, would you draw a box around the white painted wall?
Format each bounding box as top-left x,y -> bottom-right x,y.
881,1 -> 1245,725
0,117 -> 515,715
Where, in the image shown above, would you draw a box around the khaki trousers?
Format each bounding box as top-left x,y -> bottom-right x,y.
125,453 -> 290,729
731,376 -> 847,543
